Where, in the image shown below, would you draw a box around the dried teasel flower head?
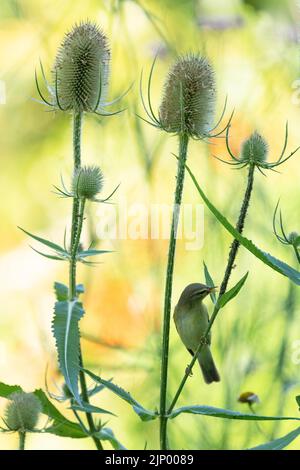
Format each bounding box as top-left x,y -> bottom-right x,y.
53,21 -> 110,112
159,54 -> 216,137
72,165 -> 104,200
5,392 -> 42,431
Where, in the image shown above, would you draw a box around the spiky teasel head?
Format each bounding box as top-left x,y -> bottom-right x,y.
53,21 -> 110,112
159,54 -> 216,138
4,392 -> 42,431
72,165 -> 104,200
288,231 -> 300,247
220,122 -> 299,173
240,132 -> 268,164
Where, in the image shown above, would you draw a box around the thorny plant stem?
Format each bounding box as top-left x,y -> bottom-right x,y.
18,431 -> 26,450
160,133 -> 189,450
69,111 -> 103,451
167,163 -> 255,415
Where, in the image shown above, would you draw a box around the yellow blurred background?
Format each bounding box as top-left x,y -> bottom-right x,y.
0,0 -> 300,450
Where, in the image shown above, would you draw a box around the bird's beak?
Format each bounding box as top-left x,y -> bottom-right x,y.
208,286 -> 218,293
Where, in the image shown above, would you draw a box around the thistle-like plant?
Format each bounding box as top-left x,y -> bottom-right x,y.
139,53 -> 233,449
215,124 -> 300,176
18,21 -> 126,451
2,392 -> 42,450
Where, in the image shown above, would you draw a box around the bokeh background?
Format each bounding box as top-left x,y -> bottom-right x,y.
0,0 -> 300,450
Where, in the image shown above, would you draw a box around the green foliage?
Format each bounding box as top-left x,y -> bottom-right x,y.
94,428 -> 126,450
249,426 -> 300,450
83,369 -> 157,421
203,262 -> 217,304
54,282 -> 84,301
168,405 -> 300,422
217,272 -> 248,309
19,227 -> 69,261
186,163 -> 300,285
70,402 -> 115,416
52,301 -> 85,404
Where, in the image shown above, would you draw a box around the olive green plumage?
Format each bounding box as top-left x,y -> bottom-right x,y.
53,21 -> 110,112
159,54 -> 216,137
5,392 -> 42,431
173,283 -> 220,384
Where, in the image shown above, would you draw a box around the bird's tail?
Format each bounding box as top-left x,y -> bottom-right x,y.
198,345 -> 220,384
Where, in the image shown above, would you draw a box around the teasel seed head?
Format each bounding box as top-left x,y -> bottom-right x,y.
240,131 -> 268,164
5,392 -> 42,431
53,21 -> 110,112
72,165 -> 104,200
288,231 -> 300,246
159,54 -> 216,137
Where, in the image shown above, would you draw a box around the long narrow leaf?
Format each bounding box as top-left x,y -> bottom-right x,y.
52,301 -> 85,404
203,262 -> 217,304
217,272 -> 248,309
249,426 -> 300,450
168,405 -> 300,421
70,402 -> 116,416
186,165 -> 300,286
83,369 -> 156,421
19,227 -> 68,255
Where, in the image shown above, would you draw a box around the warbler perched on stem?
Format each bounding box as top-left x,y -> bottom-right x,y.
173,283 -> 220,384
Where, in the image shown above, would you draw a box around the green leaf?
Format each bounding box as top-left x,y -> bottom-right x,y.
203,262 -> 217,304
94,427 -> 126,450
54,282 -> 84,301
70,402 -> 116,416
31,247 -> 66,261
168,405 -> 300,422
52,301 -> 85,404
186,165 -> 300,286
217,272 -> 248,309
249,426 -> 300,450
0,382 -> 22,398
33,389 -> 86,438
77,249 -> 112,259
83,369 -> 157,422
54,282 -> 69,301
19,227 -> 68,255
296,395 -> 300,410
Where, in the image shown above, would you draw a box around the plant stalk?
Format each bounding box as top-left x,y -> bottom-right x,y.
159,133 -> 189,450
18,431 -> 26,450
69,110 -> 103,450
168,162 -> 255,415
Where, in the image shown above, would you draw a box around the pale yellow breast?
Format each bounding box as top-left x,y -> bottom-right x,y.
174,303 -> 210,352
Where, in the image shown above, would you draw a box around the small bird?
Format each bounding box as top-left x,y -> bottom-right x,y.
173,283 -> 220,384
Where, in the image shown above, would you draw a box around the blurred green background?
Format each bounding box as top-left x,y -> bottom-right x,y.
0,0 -> 300,450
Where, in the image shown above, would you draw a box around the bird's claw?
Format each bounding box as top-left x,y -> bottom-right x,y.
185,365 -> 193,377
